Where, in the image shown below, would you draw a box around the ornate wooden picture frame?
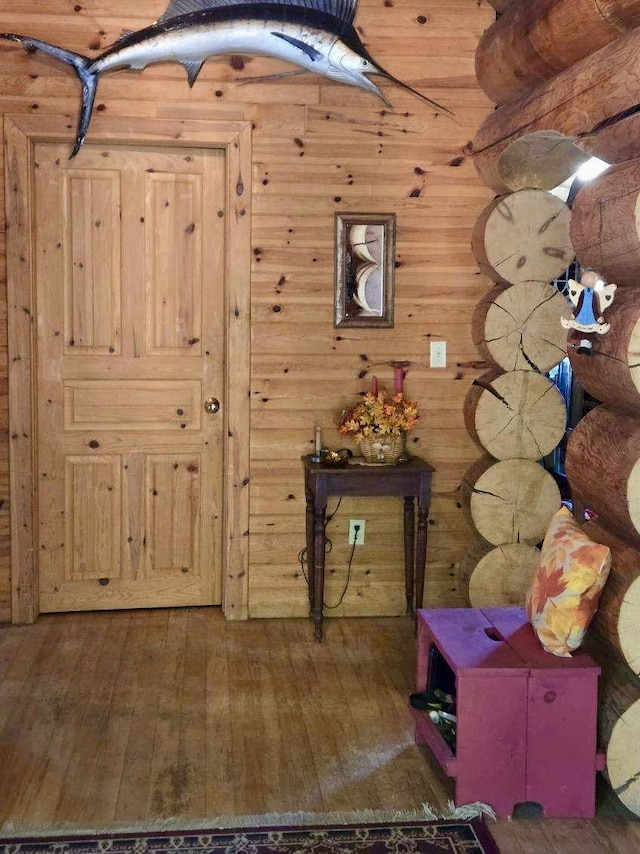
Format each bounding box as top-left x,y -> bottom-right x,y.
334,212 -> 396,328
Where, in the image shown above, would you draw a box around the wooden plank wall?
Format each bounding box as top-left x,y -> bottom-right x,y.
0,0 -> 494,623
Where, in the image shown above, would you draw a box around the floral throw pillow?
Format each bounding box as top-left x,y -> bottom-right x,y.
526,506 -> 611,657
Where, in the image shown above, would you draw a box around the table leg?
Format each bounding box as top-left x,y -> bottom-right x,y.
403,496 -> 415,615
305,493 -> 315,614
313,505 -> 326,641
416,505 -> 429,610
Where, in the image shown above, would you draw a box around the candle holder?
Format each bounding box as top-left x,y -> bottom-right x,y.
308,448 -> 352,466
320,448 -> 352,467
311,425 -> 323,462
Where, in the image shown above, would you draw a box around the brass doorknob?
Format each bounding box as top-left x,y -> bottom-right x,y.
204,397 -> 220,414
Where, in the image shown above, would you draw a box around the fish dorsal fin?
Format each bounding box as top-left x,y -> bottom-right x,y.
157,0 -> 358,25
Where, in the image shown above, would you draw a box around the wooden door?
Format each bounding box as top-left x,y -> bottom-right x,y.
34,143 -> 225,612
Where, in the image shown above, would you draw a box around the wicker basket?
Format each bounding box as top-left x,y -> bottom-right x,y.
358,432 -> 406,464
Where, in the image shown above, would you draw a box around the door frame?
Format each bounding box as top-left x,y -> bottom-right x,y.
5,113 -> 252,623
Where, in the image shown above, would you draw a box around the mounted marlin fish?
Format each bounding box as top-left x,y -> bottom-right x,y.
0,0 -> 452,158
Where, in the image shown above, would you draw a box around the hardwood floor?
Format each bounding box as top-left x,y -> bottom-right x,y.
0,609 -> 637,852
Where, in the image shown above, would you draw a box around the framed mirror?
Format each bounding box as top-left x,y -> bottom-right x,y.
334,212 -> 396,328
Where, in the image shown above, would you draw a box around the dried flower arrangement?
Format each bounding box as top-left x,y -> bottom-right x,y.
338,389 -> 419,443
337,369 -> 418,463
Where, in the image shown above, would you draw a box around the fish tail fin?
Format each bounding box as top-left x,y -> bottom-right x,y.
0,33 -> 96,157
71,65 -> 98,158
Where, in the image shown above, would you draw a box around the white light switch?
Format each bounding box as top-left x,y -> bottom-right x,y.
430,341 -> 447,368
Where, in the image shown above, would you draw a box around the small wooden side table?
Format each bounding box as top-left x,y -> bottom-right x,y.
302,455 -> 435,641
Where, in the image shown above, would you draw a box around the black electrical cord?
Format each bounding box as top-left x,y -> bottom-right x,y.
324,525 -> 358,610
297,499 -> 357,608
325,496 -> 343,525
297,496 -> 342,587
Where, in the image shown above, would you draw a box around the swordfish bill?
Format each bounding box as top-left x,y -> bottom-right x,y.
0,0 -> 452,157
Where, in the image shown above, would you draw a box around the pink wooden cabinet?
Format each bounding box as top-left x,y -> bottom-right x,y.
411,607 -> 605,818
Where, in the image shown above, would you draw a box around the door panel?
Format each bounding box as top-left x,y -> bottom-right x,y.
145,172 -> 203,355
35,143 -> 225,612
66,455 -> 122,582
145,454 -> 201,577
64,168 -> 122,354
63,381 -> 202,431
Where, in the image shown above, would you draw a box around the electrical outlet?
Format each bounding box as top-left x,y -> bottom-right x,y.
430,340 -> 447,368
349,519 -> 366,545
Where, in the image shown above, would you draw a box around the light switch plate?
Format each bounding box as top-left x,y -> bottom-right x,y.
430,341 -> 447,368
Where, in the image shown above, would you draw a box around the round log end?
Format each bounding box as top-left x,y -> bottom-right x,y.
473,128 -> 589,195
466,370 -> 567,460
473,281 -> 571,372
468,458 -> 560,546
607,698 -> 640,817
498,132 -> 589,193
458,537 -> 493,599
468,543 -> 540,608
619,576 -> 640,676
471,189 -> 573,285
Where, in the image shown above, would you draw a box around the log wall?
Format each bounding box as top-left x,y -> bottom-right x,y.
0,0 -> 494,623
467,0 -> 640,815
475,0 -> 640,106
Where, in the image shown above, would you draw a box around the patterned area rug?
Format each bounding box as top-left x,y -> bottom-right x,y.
0,821 -> 499,854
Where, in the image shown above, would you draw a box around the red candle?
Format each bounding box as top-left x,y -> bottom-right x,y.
371,375 -> 379,396
394,366 -> 404,395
